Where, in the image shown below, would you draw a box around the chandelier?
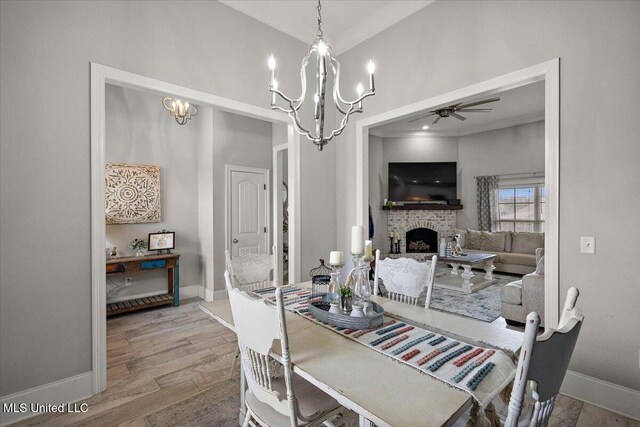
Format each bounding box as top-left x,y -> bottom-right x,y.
268,0 -> 376,151
162,97 -> 197,125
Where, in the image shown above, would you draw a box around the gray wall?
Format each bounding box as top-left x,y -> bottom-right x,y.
211,110 -> 272,291
337,0 -> 640,390
0,0 -> 328,397
105,85 -> 204,300
457,120 -> 545,229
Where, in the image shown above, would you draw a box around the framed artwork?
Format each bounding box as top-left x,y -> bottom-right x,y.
148,231 -> 175,251
105,163 -> 161,224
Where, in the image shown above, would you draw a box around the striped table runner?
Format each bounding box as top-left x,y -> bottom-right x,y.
253,285 -> 515,408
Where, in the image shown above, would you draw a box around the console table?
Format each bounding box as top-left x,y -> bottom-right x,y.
106,253 -> 180,316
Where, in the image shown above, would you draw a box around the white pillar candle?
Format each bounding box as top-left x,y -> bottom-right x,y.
329,251 -> 344,266
364,240 -> 373,258
351,225 -> 365,254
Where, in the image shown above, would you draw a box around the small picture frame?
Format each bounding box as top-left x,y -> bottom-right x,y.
148,231 -> 175,253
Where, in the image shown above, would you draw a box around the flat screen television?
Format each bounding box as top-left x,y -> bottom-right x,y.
388,162 -> 457,202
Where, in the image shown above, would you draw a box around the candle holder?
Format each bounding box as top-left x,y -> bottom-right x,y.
327,264 -> 343,314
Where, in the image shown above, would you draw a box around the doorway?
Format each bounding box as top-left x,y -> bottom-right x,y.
355,59 -> 560,328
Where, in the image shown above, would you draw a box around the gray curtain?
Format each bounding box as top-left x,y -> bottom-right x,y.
476,175 -> 498,231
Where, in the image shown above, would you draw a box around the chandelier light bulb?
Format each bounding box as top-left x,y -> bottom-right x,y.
356,83 -> 364,96
268,55 -> 276,70
422,125 -> 429,130
272,79 -> 278,90
367,60 -> 375,74
317,40 -> 327,56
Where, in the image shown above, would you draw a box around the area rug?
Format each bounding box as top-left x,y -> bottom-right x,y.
146,380 -> 240,427
428,272 -> 522,322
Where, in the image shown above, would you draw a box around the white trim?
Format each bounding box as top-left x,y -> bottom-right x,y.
90,62 -> 300,396
287,127 -> 302,283
561,370 -> 640,421
179,285 -> 222,302
224,164 -> 271,258
355,59 -> 560,329
0,372 -> 93,426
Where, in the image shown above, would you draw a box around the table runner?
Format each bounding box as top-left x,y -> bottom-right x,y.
252,285 -> 515,409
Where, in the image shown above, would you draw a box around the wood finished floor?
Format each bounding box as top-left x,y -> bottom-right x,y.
12,298 -> 638,427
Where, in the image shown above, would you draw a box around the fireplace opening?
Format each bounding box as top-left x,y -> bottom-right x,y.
405,227 -> 438,253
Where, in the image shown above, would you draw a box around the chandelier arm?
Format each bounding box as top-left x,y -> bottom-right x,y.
162,97 -> 174,111
271,89 -> 305,112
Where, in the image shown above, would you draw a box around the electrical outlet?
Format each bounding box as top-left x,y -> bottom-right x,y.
580,237 -> 595,254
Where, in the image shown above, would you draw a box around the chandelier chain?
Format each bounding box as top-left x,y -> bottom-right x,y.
316,0 -> 323,37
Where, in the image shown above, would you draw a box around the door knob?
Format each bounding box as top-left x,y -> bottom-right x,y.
233,239 -> 239,243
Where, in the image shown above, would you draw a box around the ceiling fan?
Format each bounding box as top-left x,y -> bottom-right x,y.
408,97 -> 500,126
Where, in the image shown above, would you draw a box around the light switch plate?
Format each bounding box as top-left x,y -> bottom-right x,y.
580,236 -> 595,254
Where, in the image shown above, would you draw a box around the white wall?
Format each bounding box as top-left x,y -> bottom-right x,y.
0,0 -> 321,397
457,120 -> 545,229
336,0 -> 640,393
211,110 -> 272,291
104,85 -> 204,300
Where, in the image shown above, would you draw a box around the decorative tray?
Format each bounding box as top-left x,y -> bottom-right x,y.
307,294 -> 384,330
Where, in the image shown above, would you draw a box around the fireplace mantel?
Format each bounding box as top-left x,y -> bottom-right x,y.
382,205 -> 463,211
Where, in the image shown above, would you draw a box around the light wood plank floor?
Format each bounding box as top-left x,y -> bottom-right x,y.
12,298 -> 637,426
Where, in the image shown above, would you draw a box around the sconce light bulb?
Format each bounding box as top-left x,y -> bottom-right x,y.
268,55 -> 276,70
367,60 -> 375,74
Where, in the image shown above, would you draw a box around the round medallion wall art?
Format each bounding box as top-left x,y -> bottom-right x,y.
105,163 -> 161,224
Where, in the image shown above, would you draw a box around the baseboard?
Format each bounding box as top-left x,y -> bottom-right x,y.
180,285 -> 204,299
0,372 -> 93,426
561,370 -> 640,421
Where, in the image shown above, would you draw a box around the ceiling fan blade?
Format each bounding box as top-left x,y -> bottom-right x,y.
451,112 -> 467,121
407,112 -> 436,123
457,108 -> 493,112
432,116 -> 441,125
456,97 -> 500,109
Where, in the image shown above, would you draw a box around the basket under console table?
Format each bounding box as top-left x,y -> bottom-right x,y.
106,253 -> 180,316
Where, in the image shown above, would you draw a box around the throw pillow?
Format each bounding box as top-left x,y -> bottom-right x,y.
535,255 -> 545,275
511,232 -> 544,254
454,228 -> 467,247
504,231 -> 512,252
466,229 -> 483,250
480,231 -> 506,252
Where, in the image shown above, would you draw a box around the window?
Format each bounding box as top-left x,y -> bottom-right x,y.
496,184 -> 545,232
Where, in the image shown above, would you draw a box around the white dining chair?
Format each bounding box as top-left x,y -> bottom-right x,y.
224,271 -> 344,427
226,245 -> 279,293
503,287 -> 584,427
373,249 -> 437,308
226,245 -> 279,378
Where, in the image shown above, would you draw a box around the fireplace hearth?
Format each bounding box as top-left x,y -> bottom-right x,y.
405,227 -> 438,253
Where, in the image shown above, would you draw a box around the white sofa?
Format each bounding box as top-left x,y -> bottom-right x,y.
455,229 -> 544,275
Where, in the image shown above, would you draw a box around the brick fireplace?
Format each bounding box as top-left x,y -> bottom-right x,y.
387,210 -> 457,254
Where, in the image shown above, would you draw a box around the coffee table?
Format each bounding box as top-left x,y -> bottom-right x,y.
434,253 -> 497,293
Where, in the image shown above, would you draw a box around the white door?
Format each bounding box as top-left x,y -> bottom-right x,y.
228,167 -> 269,257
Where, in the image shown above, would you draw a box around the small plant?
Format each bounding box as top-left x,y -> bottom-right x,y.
129,238 -> 147,251
339,284 -> 352,298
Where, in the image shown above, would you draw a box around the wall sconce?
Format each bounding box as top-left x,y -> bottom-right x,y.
162,97 -> 197,125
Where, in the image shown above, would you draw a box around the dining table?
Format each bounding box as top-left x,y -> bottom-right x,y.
200,282 -> 523,427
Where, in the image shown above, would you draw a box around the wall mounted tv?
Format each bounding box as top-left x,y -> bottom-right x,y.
388,162 -> 457,203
